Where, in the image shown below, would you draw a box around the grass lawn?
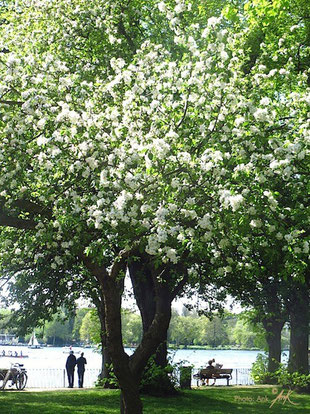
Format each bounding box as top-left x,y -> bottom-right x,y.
0,386 -> 309,413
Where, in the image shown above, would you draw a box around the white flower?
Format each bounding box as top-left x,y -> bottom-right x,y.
279,68 -> 287,75
37,136 -> 49,146
207,17 -> 220,27
141,204 -> 151,213
290,25 -> 299,32
250,219 -> 262,228
152,139 -> 170,158
86,157 -> 98,169
55,256 -> 63,266
260,97 -> 270,106
220,50 -> 229,61
37,118 -> 46,129
235,117 -> 245,127
253,108 -> 269,122
156,207 -> 169,221
157,2 -> 166,12
179,152 -> 191,163
198,214 -> 212,229
174,3 -> 186,13
165,248 -> 178,263
68,110 -> 80,124
229,194 -> 244,211
157,228 -> 168,242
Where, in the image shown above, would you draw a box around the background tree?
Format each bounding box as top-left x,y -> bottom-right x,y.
44,311 -> 74,346
80,309 -> 101,345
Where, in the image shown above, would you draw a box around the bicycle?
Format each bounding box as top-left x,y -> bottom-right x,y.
0,363 -> 28,390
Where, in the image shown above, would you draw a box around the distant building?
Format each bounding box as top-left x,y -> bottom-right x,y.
0,333 -> 18,345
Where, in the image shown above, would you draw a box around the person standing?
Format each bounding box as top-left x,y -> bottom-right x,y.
76,352 -> 87,388
65,350 -> 76,388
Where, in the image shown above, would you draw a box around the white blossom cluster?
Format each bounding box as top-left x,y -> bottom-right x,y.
0,0 -> 308,278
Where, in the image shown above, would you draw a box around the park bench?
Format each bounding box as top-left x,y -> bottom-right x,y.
193,368 -> 233,386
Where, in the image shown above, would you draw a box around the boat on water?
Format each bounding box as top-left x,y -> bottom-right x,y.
0,353 -> 29,358
62,346 -> 75,354
28,331 -> 42,349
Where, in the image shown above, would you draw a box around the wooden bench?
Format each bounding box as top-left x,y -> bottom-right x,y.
193,368 -> 233,386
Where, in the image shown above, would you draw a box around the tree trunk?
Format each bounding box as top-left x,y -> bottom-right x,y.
262,317 -> 285,373
92,292 -> 115,387
83,256 -> 186,413
98,302 -> 115,387
288,287 -> 309,374
128,257 -> 168,368
105,278 -> 144,413
84,259 -> 144,413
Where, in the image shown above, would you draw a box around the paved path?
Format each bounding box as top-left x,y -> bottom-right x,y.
2,387 -> 96,392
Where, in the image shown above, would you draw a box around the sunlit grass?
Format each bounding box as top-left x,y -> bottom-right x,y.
0,386 -> 309,413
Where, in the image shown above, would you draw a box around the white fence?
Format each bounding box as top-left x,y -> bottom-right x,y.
24,367 -> 253,389
26,368 -> 101,388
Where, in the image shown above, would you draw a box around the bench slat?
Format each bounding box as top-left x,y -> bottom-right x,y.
194,368 -> 233,386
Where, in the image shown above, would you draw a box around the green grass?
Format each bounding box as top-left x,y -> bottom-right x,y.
0,386 -> 309,414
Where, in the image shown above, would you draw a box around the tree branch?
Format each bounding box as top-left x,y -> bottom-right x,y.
13,199 -> 53,219
176,99 -> 189,130
0,100 -> 23,106
0,213 -> 36,229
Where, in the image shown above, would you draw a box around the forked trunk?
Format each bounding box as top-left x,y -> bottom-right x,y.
128,257 -> 168,368
84,256 -> 185,413
102,272 -> 143,413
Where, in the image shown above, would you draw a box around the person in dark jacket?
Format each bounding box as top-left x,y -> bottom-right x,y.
65,350 -> 76,388
76,352 -> 87,388
204,359 -> 216,386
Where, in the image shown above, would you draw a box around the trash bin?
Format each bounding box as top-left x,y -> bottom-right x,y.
179,366 -> 192,389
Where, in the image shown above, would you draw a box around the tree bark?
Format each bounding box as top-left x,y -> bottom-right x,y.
97,299 -> 115,387
83,254 -> 187,414
262,317 -> 285,373
84,257 -> 144,413
128,256 -> 168,368
288,286 -> 309,374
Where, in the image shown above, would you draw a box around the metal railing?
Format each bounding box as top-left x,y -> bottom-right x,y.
26,368 -> 101,388
23,367 -> 253,389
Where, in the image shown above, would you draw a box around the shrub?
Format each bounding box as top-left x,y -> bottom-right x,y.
95,363 -> 119,389
251,354 -> 310,393
251,353 -> 275,384
274,365 -> 310,393
140,355 -> 179,396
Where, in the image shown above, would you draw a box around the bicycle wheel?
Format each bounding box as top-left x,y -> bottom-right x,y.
15,372 -> 27,390
0,372 -> 5,389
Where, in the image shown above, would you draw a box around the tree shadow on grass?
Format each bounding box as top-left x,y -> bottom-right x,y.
0,390 -> 120,414
142,387 -> 309,414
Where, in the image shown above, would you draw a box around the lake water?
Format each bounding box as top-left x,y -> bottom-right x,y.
0,345 -> 265,369
0,345 -> 284,388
